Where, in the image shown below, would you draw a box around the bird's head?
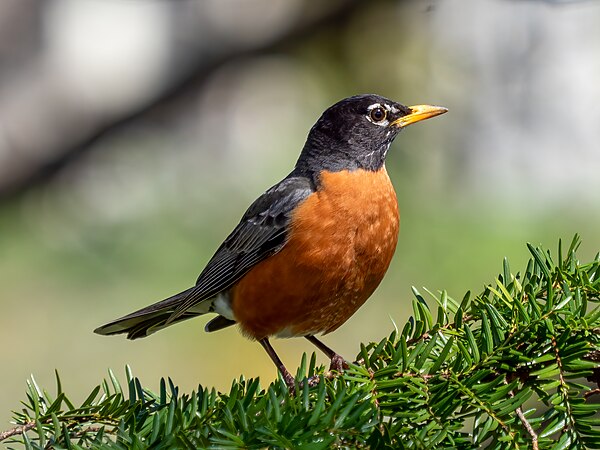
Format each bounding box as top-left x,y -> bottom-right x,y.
296,94 -> 447,175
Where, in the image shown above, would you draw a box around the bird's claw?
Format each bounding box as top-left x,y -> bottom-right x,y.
329,354 -> 349,372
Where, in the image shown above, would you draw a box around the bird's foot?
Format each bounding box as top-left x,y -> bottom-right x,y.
329,353 -> 349,372
297,355 -> 348,389
281,369 -> 297,394
302,375 -> 322,389
322,354 -> 349,380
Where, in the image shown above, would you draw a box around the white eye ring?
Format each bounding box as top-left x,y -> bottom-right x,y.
366,103 -> 390,126
370,107 -> 386,122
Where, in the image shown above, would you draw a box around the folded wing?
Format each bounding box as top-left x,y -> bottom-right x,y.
94,175 -> 314,339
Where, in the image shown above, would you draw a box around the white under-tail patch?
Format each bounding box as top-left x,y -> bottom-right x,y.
213,292 -> 235,320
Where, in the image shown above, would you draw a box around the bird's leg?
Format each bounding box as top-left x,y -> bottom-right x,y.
259,338 -> 296,392
305,335 -> 349,372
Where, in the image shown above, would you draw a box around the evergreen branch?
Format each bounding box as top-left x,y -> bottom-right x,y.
551,334 -> 578,442
0,423 -> 36,442
3,236 -> 600,449
515,406 -> 538,450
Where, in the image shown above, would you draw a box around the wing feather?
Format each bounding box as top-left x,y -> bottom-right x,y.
95,176 -> 313,337
167,176 -> 312,321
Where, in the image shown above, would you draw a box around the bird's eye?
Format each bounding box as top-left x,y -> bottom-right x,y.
369,107 -> 387,123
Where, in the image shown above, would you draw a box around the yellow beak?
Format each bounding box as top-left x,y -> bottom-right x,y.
391,104 -> 448,128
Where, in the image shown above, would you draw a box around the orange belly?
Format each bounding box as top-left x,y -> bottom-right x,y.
230,168 -> 399,340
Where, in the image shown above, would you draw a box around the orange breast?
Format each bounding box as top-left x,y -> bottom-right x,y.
230,168 -> 399,340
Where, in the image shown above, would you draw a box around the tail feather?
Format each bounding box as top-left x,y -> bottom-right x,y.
204,315 -> 236,333
94,287 -> 211,339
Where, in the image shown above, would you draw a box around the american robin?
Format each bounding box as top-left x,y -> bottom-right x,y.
94,94 -> 447,390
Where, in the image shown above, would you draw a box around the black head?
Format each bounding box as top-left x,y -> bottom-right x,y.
294,94 -> 447,178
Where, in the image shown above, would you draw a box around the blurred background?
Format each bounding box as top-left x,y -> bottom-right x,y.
1,0 -> 600,430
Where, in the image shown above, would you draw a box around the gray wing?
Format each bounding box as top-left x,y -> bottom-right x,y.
94,175 -> 314,338
169,175 -> 314,319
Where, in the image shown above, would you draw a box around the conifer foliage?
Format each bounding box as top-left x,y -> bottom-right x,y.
2,236 -> 600,449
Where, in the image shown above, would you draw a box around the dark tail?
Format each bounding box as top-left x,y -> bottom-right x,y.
94,287 -> 210,339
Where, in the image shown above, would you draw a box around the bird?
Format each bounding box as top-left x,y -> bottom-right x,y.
94,94 -> 447,391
